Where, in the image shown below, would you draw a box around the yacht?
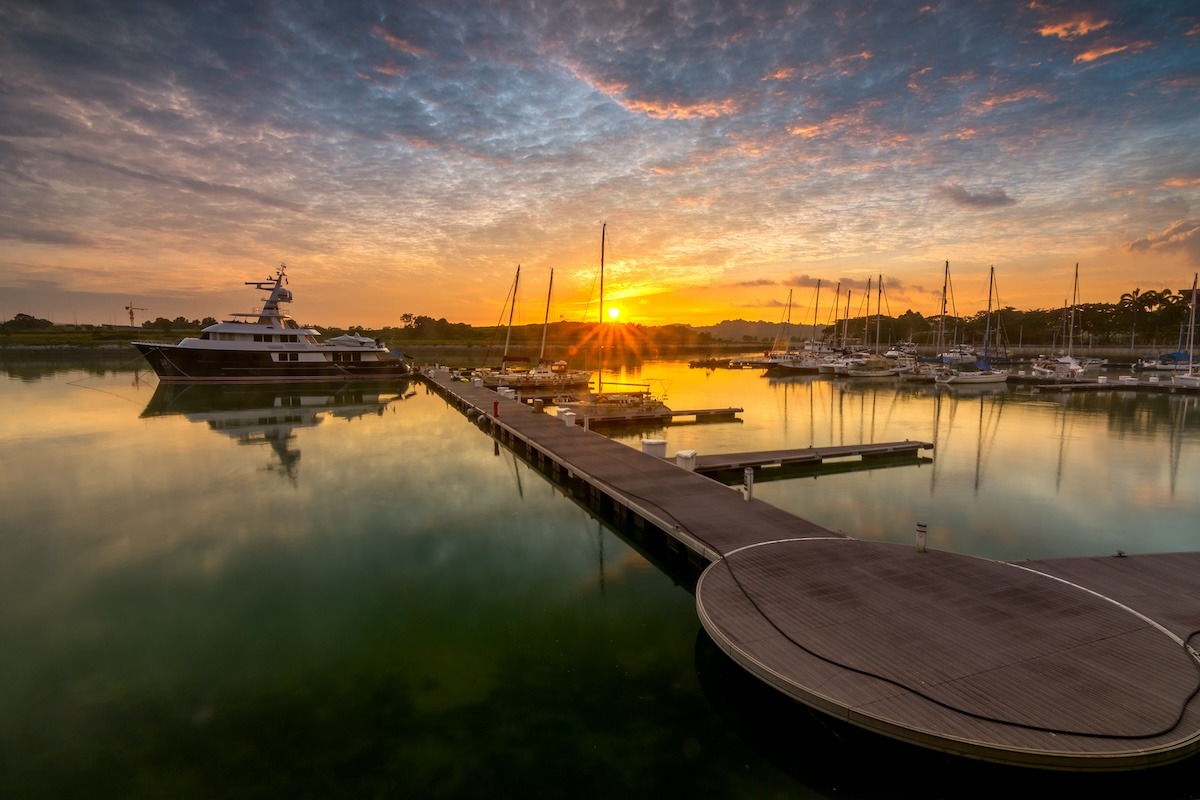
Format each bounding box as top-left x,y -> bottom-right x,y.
133,265 -> 411,383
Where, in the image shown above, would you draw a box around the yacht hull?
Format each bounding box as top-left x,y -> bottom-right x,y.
134,343 -> 410,383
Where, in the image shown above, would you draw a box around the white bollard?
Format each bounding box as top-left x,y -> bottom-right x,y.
916,522 -> 927,552
675,450 -> 697,471
641,439 -> 667,458
742,467 -> 754,501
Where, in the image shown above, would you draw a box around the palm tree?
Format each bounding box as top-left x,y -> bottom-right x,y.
1119,288 -> 1143,347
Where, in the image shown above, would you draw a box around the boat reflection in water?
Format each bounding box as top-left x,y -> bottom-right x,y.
140,379 -> 414,483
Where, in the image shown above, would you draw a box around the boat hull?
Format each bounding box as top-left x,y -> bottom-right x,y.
134,343 -> 410,383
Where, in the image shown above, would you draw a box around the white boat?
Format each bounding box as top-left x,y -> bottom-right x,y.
884,341 -> 918,358
938,343 -> 977,363
133,265 -> 411,383
936,363 -> 1009,384
1030,354 -> 1085,378
845,357 -> 902,377
552,389 -> 671,419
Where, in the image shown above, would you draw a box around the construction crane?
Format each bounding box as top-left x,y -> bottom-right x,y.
124,301 -> 147,327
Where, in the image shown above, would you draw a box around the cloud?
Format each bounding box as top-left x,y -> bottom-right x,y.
1126,219 -> 1200,263
936,184 -> 1017,209
54,152 -> 307,212
0,225 -> 94,247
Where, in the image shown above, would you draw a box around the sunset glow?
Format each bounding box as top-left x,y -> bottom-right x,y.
0,1 -> 1197,329
608,307 -> 621,321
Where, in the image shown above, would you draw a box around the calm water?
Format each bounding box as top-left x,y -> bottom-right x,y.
2,354 -> 1199,799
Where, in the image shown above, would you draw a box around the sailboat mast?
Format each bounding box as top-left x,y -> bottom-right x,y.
875,274 -> 883,352
598,224 -> 606,394
812,279 -> 821,349
540,268 -> 553,362
831,281 -> 841,348
863,276 -> 872,346
599,223 -> 606,325
842,290 -> 851,347
502,264 -> 520,365
1187,273 -> 1197,370
983,266 -> 994,360
939,261 -> 949,354
1068,263 -> 1078,358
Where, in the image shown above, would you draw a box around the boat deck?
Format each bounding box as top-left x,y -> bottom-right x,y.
421,367 -> 1200,771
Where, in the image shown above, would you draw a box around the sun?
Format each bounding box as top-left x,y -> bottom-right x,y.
607,306 -> 621,320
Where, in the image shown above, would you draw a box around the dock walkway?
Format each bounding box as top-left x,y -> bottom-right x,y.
691,441 -> 931,473
421,368 -> 1200,771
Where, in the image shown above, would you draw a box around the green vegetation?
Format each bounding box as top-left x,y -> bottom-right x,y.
2,287 -> 1195,352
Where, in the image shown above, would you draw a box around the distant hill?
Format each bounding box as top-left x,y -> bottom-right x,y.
693,319 -> 823,344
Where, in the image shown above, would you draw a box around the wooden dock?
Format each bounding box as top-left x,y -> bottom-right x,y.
691,441 -> 931,473
421,367 -> 1200,771
573,406 -> 743,426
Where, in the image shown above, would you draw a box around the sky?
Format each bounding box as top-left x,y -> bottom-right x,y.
1,0 -> 1198,329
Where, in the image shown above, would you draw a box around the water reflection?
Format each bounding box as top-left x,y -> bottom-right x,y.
140,380 -> 415,484
3,358 -> 1199,797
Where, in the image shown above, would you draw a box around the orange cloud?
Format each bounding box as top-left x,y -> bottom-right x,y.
374,62 -> 405,77
371,25 -> 432,57
764,67 -> 796,81
788,122 -> 823,138
979,88 -> 1051,108
1074,40 -> 1154,64
622,97 -> 738,120
1039,15 -> 1110,40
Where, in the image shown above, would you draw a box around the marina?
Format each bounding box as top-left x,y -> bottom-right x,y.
421,367 -> 1200,771
4,354 -> 1200,797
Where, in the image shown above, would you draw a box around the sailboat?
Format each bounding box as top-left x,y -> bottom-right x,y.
554,223 -> 671,418
1174,274 -> 1199,387
936,266 -> 1009,385
905,262 -> 953,382
1031,264 -> 1085,379
770,282 -> 826,375
846,275 -> 908,377
484,266 -> 591,392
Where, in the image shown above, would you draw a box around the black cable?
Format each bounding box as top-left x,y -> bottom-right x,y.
612,479 -> 1200,741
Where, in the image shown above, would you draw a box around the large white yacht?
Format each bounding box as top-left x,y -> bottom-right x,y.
133,265 -> 410,383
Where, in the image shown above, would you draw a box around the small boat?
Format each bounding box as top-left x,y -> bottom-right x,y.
938,344 -> 977,363
935,362 -> 1008,385
1132,352 -> 1190,371
1030,354 -> 1085,379
844,357 -> 900,378
884,341 -> 918,358
552,390 -> 670,417
480,358 -> 593,392
133,265 -> 411,383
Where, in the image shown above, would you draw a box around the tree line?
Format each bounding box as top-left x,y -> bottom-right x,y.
3,285 -> 1195,350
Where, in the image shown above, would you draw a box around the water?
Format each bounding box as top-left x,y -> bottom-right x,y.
2,355 -> 1198,799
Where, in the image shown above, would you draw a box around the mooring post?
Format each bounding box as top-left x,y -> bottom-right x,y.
742,466 -> 753,501
916,522 -> 927,552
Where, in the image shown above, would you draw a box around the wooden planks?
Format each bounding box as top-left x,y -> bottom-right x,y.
693,441 -> 932,472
